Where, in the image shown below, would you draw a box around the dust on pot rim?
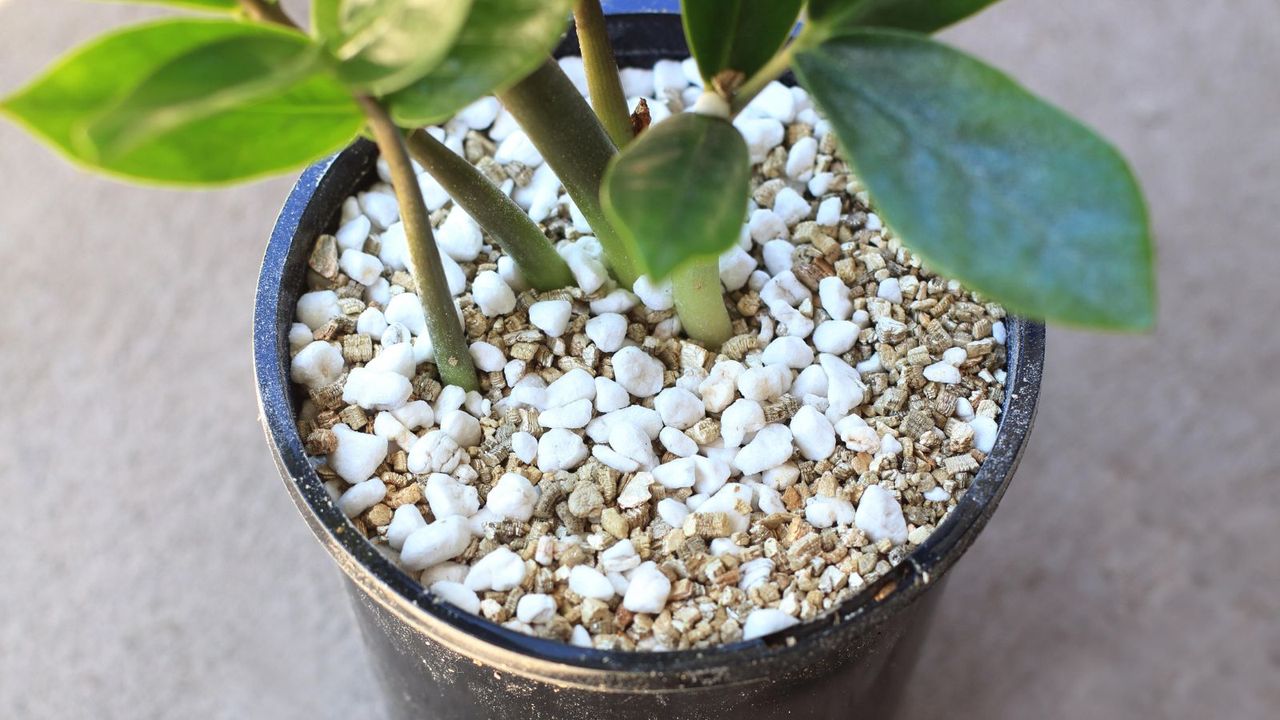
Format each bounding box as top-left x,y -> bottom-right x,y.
252,16 -> 1044,692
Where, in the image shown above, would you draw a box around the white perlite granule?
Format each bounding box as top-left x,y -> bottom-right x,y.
290,57 -> 1008,652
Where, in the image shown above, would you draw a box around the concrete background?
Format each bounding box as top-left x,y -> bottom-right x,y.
1,0 -> 1276,718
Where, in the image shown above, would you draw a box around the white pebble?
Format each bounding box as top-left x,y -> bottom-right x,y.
609,424 -> 660,470
600,539 -> 641,573
612,346 -> 666,398
536,428 -> 589,472
287,323 -> 312,355
772,187 -> 810,226
337,477 -> 386,517
855,485 -> 908,545
471,271 -> 516,317
761,336 -> 814,369
469,341 -> 506,372
335,215 -> 371,251
632,275 -> 674,311
529,300 -> 572,337
439,409 -> 482,447
417,173 -> 450,212
291,340 -> 343,389
365,342 -> 416,378
589,288 -> 637,314
327,424 -> 388,484
400,516 -> 471,570
992,320 -> 1007,345
622,562 -> 671,614
855,353 -> 883,376
924,486 -> 951,502
343,366 -> 412,411
737,364 -> 792,402
430,580 -> 480,615
812,320 -> 858,355
585,406 -> 662,443
386,504 -> 426,549
539,398 -> 594,429
785,136 -> 817,180
734,117 -> 784,163
585,313 -> 627,352
516,594 -> 557,624
510,431 -> 538,464
818,276 -> 853,321
358,191 -> 399,229
654,387 -> 705,430
656,498 -> 690,528
355,308 -> 388,339
734,424 -> 793,475
384,293 -> 427,336
464,547 -> 527,591
836,415 -> 881,453
790,406 -> 836,461
807,172 -> 834,198
943,347 -> 968,366
697,360 -> 744,413
923,362 -> 962,384
720,399 -> 765,448
819,354 -> 865,418
407,429 -> 467,475
543,368 -> 595,409
296,290 -> 341,331
718,244 -> 758,291
749,208 -> 789,243
560,238 -> 609,294
742,608 -> 799,640
484,473 -> 537,522
866,213 -> 883,231
456,96 -> 499,130
970,416 -> 999,454
494,130 -> 543,167
877,277 -> 903,304
339,249 -> 383,286
594,376 -> 630,413
652,58 -> 687,96
815,196 -> 841,226
743,81 -> 795,122
659,426 -> 698,457
569,565 -> 615,600
424,473 -> 480,519
804,495 -> 855,528
792,364 -> 829,398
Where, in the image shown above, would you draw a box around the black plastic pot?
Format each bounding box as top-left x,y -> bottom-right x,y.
254,12 -> 1045,720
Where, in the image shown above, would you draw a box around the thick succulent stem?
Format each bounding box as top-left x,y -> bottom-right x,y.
406,130 -> 573,291
498,59 -> 641,288
573,0 -> 634,147
359,97 -> 478,391
672,257 -> 732,348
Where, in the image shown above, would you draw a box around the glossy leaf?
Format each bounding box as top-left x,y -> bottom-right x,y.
387,0 -> 573,126
602,113 -> 750,280
312,0 -> 473,95
681,0 -> 801,84
794,29 -> 1154,329
100,0 -> 241,11
82,33 -> 325,161
807,0 -> 1000,33
0,19 -> 364,185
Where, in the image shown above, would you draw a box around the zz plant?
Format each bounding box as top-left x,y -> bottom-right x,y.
2,0 -> 1154,394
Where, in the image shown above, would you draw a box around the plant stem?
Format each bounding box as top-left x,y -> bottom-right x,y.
731,40 -> 798,116
573,0 -> 633,148
406,130 -> 573,291
359,97 -> 478,391
672,257 -> 732,348
238,0 -> 296,28
497,59 -> 642,288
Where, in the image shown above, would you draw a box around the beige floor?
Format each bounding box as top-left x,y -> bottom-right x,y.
1,1 -> 1277,718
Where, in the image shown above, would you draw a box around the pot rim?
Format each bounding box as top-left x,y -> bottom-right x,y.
252,15 -> 1044,690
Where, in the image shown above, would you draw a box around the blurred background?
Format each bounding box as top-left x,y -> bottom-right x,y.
1,0 -> 1276,718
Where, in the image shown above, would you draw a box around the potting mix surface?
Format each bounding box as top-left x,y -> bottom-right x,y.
288,57 -> 1008,651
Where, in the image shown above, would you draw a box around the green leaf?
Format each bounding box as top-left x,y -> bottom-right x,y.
97,0 -> 241,11
681,0 -> 801,85
602,113 -> 750,280
81,33 -> 325,161
807,0 -> 1001,34
312,0 -> 474,95
793,29 -> 1154,329
386,0 -> 572,126
0,19 -> 364,186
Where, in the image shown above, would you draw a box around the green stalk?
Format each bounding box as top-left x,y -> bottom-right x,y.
497,59 -> 642,288
406,129 -> 573,291
573,0 -> 633,147
672,257 -> 732,348
360,98 -> 478,391
730,38 -> 799,116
